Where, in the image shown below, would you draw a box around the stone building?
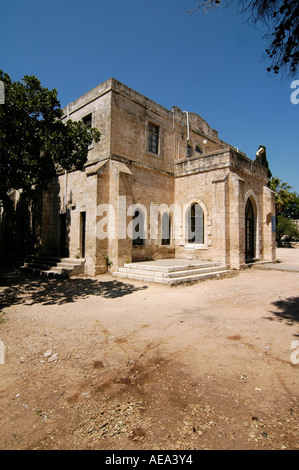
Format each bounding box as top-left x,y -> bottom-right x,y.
38,78 -> 276,276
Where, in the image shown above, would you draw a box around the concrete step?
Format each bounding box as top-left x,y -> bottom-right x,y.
115,269 -> 231,285
115,260 -> 232,285
117,264 -> 226,279
122,261 -> 220,273
166,265 -> 227,278
20,256 -> 85,277
167,270 -> 231,285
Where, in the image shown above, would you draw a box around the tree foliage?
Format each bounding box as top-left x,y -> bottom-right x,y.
281,192 -> 299,219
276,214 -> 299,241
267,177 -> 299,241
189,0 -> 299,76
255,145 -> 272,180
0,71 -> 101,199
269,177 -> 299,219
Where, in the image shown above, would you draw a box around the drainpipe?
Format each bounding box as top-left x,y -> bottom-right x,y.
183,111 -> 190,142
172,106 -> 176,160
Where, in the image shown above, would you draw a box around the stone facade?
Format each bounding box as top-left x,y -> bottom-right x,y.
39,78 -> 276,275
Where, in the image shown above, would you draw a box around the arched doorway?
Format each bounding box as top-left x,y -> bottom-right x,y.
245,198 -> 255,260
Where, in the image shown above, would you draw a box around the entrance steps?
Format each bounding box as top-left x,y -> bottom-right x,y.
114,259 -> 232,285
20,256 -> 85,278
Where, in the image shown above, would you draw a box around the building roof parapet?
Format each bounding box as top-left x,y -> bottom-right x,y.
175,147 -> 268,183
62,78 -> 225,146
62,78 -> 114,119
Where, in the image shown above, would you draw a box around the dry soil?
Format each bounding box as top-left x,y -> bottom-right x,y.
0,249 -> 298,450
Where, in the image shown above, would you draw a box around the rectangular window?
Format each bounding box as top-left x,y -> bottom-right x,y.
187,144 -> 193,158
148,123 -> 159,154
82,114 -> 94,150
82,113 -> 92,129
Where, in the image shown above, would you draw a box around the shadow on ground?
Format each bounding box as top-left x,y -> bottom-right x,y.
267,297 -> 299,338
0,268 -> 147,310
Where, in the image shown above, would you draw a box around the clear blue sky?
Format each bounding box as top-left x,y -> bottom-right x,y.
1,0 -> 298,192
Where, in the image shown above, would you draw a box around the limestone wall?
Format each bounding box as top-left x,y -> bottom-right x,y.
40,78 -> 276,274
62,79 -> 113,163
174,149 -> 276,268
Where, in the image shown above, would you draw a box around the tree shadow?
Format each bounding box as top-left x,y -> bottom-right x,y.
0,268 -> 148,311
267,297 -> 299,338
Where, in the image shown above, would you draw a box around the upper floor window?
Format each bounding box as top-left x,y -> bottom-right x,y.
82,113 -> 92,129
195,144 -> 202,154
187,144 -> 193,158
82,113 -> 93,150
148,123 -> 159,154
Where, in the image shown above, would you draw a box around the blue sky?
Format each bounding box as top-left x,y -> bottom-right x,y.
1,0 -> 298,192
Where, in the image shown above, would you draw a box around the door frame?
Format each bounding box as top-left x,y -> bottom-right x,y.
245,194 -> 259,262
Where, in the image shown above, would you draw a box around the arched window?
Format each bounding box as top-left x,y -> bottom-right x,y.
132,209 -> 145,246
187,203 -> 204,244
161,212 -> 171,245
195,145 -> 202,154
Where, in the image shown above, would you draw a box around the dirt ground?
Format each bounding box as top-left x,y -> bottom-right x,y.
0,248 -> 298,450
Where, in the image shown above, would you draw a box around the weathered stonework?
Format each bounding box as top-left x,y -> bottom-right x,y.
40,78 -> 276,275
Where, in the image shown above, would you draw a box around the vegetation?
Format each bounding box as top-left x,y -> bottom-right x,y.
103,255 -> 113,272
269,177 -> 299,218
253,145 -> 299,242
276,215 -> 299,242
268,177 -> 299,243
255,145 -> 272,180
0,71 -> 101,201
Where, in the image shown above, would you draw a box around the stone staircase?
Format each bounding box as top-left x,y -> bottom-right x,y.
114,259 -> 232,285
20,256 -> 85,278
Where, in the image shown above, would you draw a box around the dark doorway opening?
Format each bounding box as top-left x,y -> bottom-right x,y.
245,198 -> 255,260
60,213 -> 68,258
80,211 -> 86,258
132,209 -> 145,246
